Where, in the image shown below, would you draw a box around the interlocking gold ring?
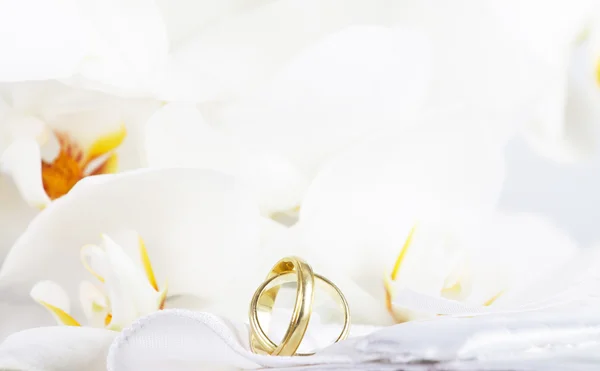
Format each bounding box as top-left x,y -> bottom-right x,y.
249,256 -> 350,356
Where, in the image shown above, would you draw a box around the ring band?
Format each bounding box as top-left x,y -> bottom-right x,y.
250,257 -> 314,356
249,257 -> 350,356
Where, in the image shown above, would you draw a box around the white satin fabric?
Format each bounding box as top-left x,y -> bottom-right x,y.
107,308 -> 600,371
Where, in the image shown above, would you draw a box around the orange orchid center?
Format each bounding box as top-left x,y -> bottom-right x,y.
41,149 -> 84,200
41,127 -> 126,200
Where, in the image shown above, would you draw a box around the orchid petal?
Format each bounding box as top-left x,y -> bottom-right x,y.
381,222 -> 473,322
0,177 -> 37,260
100,234 -> 161,330
524,38 -> 600,162
469,212 -> 579,307
498,247 -> 600,310
210,25 -> 431,177
155,0 -> 414,102
80,244 -> 107,283
0,81 -> 69,113
486,0 -> 600,161
38,92 -> 125,155
79,281 -> 109,328
30,280 -> 80,326
72,0 -> 169,95
145,103 -> 309,215
154,0 -> 270,46
390,223 -> 470,298
0,326 -> 116,371
84,125 -> 127,165
0,138 -> 50,209
137,236 -> 159,291
488,0 -> 595,52
0,169 -> 261,322
1,110 -> 47,144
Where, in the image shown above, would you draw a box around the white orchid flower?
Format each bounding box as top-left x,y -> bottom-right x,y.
0,81 -> 156,259
381,213 -> 597,321
258,118 -> 598,324
29,233 -> 169,331
0,168 -> 262,370
144,25 -> 432,216
254,118 -> 504,325
193,0 -> 588,192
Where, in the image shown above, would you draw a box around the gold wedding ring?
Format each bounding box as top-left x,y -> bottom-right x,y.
249,256 -> 350,356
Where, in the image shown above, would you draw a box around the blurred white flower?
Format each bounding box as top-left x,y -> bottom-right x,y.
256,117 -> 599,325
144,1 -> 598,217
0,81 -> 156,259
485,0 -> 600,161
382,213 -> 591,322
196,0 -> 586,189
0,0 -> 422,103
256,117 -> 506,325
0,168 -> 262,370
144,25 -> 432,216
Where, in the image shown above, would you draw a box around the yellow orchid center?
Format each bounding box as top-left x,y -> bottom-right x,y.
41,126 -> 126,200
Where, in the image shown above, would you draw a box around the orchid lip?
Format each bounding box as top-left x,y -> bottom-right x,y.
41,125 -> 126,200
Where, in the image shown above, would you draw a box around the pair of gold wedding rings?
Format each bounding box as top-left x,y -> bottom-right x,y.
248,257 -> 351,356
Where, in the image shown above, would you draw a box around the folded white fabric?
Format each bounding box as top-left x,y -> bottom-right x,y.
107,310 -> 381,371
107,307 -> 600,371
